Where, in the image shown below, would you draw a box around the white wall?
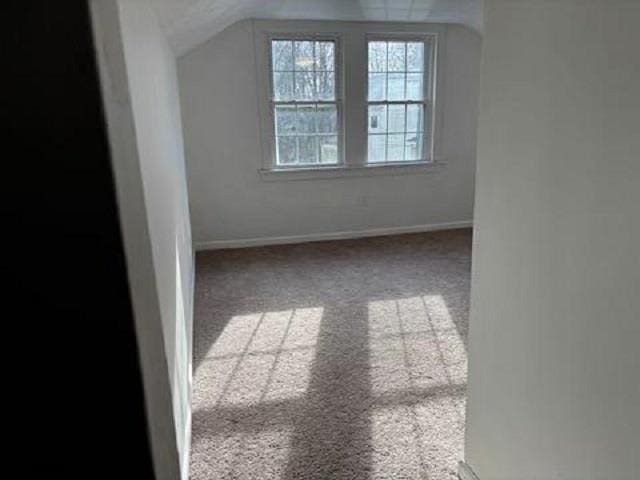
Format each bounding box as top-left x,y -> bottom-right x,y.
90,1 -> 193,479
178,20 -> 481,246
465,1 -> 640,479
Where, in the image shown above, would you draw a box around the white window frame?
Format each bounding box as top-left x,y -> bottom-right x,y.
265,32 -> 344,169
365,33 -> 437,165
253,20 -> 446,181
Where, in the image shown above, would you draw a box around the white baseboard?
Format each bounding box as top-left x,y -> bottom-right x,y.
458,461 -> 481,480
195,220 -> 473,251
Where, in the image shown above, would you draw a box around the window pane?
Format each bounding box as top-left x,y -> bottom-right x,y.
272,40 -> 293,71
294,72 -> 315,100
406,42 -> 424,72
318,135 -> 338,164
387,104 -> 405,133
294,41 -> 314,71
315,41 -> 334,71
406,73 -> 424,100
368,41 -> 387,72
387,42 -> 406,72
317,104 -> 337,133
316,72 -> 335,101
387,73 -> 405,100
368,135 -> 386,163
297,105 -> 316,134
368,73 -> 386,101
405,132 -> 423,161
298,136 -> 317,164
406,104 -> 424,132
275,105 -> 296,135
387,133 -> 405,161
273,72 -> 293,101
277,136 -> 296,165
368,105 -> 387,134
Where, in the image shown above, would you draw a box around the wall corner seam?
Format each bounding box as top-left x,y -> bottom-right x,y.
458,461 -> 481,480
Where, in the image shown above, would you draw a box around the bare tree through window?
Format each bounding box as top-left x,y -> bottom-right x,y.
271,39 -> 339,166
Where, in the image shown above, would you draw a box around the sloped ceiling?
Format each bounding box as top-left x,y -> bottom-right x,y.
153,0 -> 483,56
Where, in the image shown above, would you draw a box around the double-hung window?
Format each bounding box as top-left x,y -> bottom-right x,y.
367,37 -> 435,163
259,26 -> 439,175
270,37 -> 341,167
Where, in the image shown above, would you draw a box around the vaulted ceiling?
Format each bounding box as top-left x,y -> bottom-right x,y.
153,0 -> 483,55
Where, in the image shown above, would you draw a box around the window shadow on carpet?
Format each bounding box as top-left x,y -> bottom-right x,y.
190,229 -> 471,480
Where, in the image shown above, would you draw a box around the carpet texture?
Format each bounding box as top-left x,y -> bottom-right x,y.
191,229 -> 471,480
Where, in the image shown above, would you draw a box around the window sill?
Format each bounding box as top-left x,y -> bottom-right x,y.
259,159 -> 446,182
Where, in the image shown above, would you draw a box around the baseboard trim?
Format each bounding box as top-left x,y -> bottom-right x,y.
458,461 -> 480,480
195,220 -> 473,251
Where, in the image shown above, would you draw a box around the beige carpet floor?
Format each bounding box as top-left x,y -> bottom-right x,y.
191,228 -> 471,480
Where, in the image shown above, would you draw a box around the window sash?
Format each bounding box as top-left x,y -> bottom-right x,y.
272,100 -> 340,166
367,100 -> 431,163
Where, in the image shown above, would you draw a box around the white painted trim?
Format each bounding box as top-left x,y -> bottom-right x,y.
458,461 -> 481,480
196,221 -> 472,251
259,157 -> 446,181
